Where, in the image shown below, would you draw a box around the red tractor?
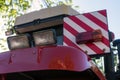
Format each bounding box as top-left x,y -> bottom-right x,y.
0,5 -> 114,80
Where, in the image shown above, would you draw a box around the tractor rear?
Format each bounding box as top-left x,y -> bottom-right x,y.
1,5 -> 117,80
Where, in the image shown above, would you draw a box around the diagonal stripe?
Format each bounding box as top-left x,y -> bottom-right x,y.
85,43 -> 104,54
98,10 -> 107,17
64,28 -> 104,54
64,22 -> 109,53
93,42 -> 110,53
63,10 -> 110,55
93,42 -> 106,50
64,35 -> 96,55
63,28 -> 76,42
75,15 -> 109,40
64,22 -> 79,35
64,23 -> 109,53
90,11 -> 107,24
69,16 -> 93,31
70,15 -> 109,47
83,13 -> 108,31
78,44 -> 97,55
64,17 -> 85,33
102,37 -> 110,47
64,36 -> 82,51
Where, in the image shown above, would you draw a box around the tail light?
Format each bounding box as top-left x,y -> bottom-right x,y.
7,34 -> 30,50
76,29 -> 102,44
33,29 -> 56,46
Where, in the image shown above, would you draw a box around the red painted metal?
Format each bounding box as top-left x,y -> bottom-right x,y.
0,46 -> 90,74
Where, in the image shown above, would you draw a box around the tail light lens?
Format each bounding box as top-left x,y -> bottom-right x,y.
33,29 -> 56,46
76,29 -> 102,44
7,34 -> 30,50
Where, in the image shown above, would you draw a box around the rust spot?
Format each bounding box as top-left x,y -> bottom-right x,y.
48,55 -> 74,70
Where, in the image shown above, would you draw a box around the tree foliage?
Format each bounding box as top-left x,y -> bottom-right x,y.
0,0 -> 32,30
40,0 -> 73,8
0,0 -> 32,51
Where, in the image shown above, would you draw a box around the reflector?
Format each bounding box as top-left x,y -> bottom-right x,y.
33,29 -> 56,46
76,29 -> 102,44
7,34 -> 30,50
92,29 -> 102,42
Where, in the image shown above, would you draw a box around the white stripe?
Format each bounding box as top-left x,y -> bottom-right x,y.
75,15 -> 110,53
64,28 -> 76,43
90,12 -> 107,24
63,15 -> 110,54
76,15 -> 109,40
78,44 -> 96,55
64,29 -> 96,55
64,17 -> 86,33
93,42 -> 110,53
63,42 -> 68,46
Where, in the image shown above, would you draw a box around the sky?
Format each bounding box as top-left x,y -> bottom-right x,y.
72,0 -> 120,39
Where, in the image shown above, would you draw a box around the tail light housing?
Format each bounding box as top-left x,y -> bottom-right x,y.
76,29 -> 102,44
7,34 -> 30,50
33,29 -> 56,46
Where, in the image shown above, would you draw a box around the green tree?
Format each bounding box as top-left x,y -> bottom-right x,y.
0,0 -> 32,30
40,0 -> 73,8
0,0 -> 32,51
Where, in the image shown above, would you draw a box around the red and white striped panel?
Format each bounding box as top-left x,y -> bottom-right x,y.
63,10 -> 110,55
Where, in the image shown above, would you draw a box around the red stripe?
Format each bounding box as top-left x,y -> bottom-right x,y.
86,43 -> 104,54
83,13 -> 108,31
64,22 -> 79,35
64,22 -> 103,53
63,14 -> 109,54
64,35 -> 103,54
67,16 -> 109,47
69,16 -> 93,31
98,10 -> 107,17
64,20 -> 103,52
102,37 -> 110,47
64,36 -> 82,51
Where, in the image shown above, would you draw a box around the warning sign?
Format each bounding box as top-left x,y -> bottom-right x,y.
63,10 -> 110,55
